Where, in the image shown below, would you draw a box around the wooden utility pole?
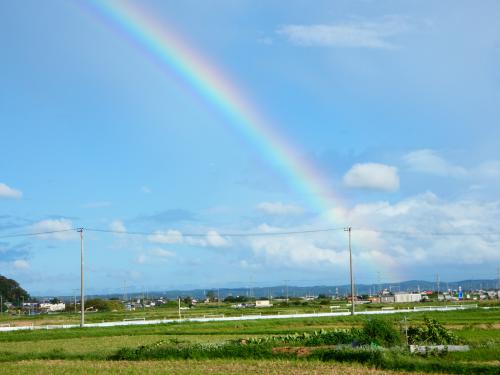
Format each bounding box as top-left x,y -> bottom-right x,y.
345,226 -> 355,315
78,228 -> 85,327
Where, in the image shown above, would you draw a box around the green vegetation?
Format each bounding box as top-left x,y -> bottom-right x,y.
0,308 -> 498,374
407,318 -> 461,345
85,298 -> 124,312
0,274 -> 30,306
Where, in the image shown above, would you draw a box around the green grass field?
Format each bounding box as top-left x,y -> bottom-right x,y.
0,308 -> 498,374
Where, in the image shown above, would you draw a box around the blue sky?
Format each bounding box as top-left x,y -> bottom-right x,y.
1,0 -> 500,296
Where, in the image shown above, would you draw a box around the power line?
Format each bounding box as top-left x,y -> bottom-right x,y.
84,227 -> 345,237
0,229 -> 76,239
2,226 -> 500,240
354,228 -> 500,237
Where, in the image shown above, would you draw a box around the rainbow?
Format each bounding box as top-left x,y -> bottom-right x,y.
81,0 -> 343,219
76,0 -> 401,283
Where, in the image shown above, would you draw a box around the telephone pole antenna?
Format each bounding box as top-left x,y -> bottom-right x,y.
345,226 -> 355,315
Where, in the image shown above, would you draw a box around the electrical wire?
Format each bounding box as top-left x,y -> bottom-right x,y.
1,226 -> 500,239
0,229 -> 77,239
84,227 -> 346,237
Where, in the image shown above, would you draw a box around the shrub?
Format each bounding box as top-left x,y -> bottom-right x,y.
85,298 -> 123,312
407,318 -> 461,345
359,318 -> 403,347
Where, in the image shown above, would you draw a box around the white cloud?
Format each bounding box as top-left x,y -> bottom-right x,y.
339,192 -> 500,266
31,219 -> 76,240
141,186 -> 152,194
148,229 -> 183,244
249,224 -> 348,267
0,183 -> 22,199
277,17 -> 408,49
404,149 -> 467,177
148,228 -> 229,248
257,202 -> 304,215
136,248 -> 175,265
477,160 -> 500,179
149,248 -> 175,258
109,220 -> 126,233
343,163 -> 400,191
186,230 -> 230,248
205,230 -> 229,247
244,192 -> 500,276
13,259 -> 30,270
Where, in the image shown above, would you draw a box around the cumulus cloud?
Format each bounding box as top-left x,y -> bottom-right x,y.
136,247 -> 175,265
148,228 -> 229,248
149,248 -> 175,258
257,202 -> 304,215
243,192 -> 500,276
109,220 -> 126,233
0,183 -> 22,199
277,17 -> 408,49
343,163 -> 400,191
148,229 -> 183,244
341,192 -> 500,266
477,160 -> 500,179
248,224 -> 348,267
13,259 -> 30,270
186,230 -> 230,248
404,149 -> 467,177
31,219 -> 76,240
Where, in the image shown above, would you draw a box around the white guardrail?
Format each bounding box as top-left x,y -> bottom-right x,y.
0,304 -> 479,332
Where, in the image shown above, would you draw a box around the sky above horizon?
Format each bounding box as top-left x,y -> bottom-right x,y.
1,0 -> 500,296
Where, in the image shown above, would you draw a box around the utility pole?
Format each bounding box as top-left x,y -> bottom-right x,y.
178,297 -> 181,320
285,280 -> 289,304
436,273 -> 440,298
345,226 -> 355,315
78,228 -> 85,327
377,271 -> 381,295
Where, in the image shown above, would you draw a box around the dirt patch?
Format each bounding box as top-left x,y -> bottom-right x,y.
273,345 -> 337,357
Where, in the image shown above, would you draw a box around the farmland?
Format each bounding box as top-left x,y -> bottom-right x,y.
0,307 -> 499,374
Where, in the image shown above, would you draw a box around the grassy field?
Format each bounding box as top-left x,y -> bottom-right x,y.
0,308 -> 498,374
0,359 -> 430,375
1,300 -> 496,327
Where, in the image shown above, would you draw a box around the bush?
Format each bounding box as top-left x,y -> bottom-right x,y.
407,318 -> 461,345
359,318 -> 403,347
85,298 -> 123,312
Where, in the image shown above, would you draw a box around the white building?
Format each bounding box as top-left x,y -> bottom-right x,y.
255,300 -> 272,307
39,302 -> 66,312
394,292 -> 422,303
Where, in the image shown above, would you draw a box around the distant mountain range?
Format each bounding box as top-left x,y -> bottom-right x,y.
64,278 -> 498,301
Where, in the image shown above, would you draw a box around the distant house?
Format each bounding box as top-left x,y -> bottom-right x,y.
255,300 -> 272,308
394,292 -> 422,303
39,302 -> 66,312
380,295 -> 395,303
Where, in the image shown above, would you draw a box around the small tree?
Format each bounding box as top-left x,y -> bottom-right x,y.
407,318 -> 461,345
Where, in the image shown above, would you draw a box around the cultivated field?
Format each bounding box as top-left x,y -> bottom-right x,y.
0,307 -> 499,374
